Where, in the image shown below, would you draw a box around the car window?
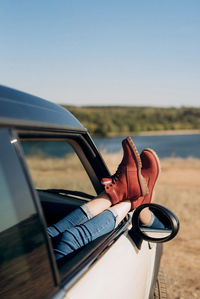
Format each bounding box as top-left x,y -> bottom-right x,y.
19,136 -> 118,286
21,139 -> 96,196
0,129 -> 55,299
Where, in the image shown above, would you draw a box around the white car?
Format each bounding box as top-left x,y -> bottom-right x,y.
0,86 -> 179,299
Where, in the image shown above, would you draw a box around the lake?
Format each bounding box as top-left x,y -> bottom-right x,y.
22,133 -> 200,159
94,134 -> 200,158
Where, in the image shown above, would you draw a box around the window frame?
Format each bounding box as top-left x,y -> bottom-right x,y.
20,138 -> 97,197
18,130 -> 109,195
14,127 -> 130,291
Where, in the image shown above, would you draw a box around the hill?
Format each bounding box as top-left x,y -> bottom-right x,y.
62,106 -> 200,137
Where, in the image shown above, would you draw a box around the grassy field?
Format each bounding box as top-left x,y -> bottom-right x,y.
26,154 -> 96,195
26,153 -> 200,299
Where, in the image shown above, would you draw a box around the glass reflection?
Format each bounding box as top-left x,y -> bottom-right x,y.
140,228 -> 172,238
139,206 -> 172,239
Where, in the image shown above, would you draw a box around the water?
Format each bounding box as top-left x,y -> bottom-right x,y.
94,134 -> 200,158
22,134 -> 200,159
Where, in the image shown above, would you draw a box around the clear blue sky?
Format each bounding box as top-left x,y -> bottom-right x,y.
0,0 -> 200,107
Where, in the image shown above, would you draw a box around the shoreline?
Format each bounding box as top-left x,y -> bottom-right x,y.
135,129 -> 200,136
103,129 -> 200,138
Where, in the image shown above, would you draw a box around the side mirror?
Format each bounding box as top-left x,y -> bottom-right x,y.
129,203 -> 180,249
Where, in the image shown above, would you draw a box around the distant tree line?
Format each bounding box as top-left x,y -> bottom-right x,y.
62,106 -> 200,137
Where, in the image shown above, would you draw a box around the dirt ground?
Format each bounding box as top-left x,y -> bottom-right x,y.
103,153 -> 200,299
155,158 -> 200,299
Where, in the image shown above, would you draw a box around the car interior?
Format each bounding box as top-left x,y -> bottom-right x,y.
38,190 -> 89,226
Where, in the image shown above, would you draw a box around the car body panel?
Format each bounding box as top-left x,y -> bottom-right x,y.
64,232 -> 157,299
0,85 -> 85,131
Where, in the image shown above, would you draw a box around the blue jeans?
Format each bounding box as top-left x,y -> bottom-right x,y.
48,207 -> 116,260
48,206 -> 165,260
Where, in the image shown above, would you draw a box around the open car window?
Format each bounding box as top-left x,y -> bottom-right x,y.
21,139 -> 96,198
19,136 -> 130,288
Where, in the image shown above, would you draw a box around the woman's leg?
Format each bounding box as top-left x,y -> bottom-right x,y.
52,200 -> 164,260
48,191 -> 112,238
139,207 -> 165,229
53,201 -> 131,260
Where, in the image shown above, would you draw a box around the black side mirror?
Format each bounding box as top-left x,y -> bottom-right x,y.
129,203 -> 180,249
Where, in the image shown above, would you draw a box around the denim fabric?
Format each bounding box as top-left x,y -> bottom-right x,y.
47,207 -> 89,238
150,214 -> 165,229
81,203 -> 94,220
107,207 -> 119,227
53,210 -> 116,260
142,213 -> 165,229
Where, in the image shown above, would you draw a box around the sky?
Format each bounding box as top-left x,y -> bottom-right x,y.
0,0 -> 200,107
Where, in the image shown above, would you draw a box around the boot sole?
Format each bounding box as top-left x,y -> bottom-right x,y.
126,136 -> 148,197
141,148 -> 161,202
142,148 -> 161,179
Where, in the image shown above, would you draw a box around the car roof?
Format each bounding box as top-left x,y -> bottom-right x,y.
0,85 -> 86,131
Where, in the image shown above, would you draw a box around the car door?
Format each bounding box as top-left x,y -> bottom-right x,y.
64,226 -> 157,299
0,129 -> 58,299
17,130 -> 158,299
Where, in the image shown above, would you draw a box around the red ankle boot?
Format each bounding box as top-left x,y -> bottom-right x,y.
131,148 -> 161,210
102,137 -> 148,205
